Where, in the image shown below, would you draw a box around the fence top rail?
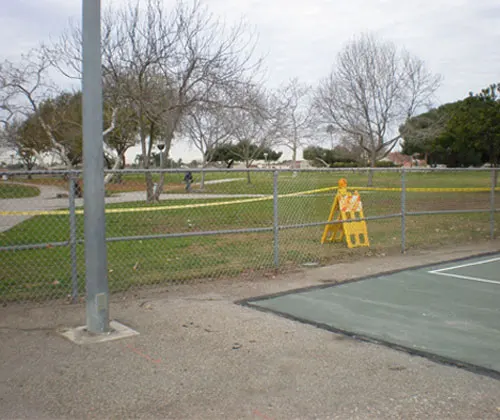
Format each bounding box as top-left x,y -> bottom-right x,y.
1,167 -> 499,177
0,167 -> 500,177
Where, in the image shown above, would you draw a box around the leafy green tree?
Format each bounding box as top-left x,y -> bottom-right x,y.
2,117 -> 48,173
303,146 -> 336,167
453,85 -> 500,167
303,146 -> 357,167
208,144 -> 237,167
208,141 -> 282,181
102,103 -> 139,183
14,118 -> 47,175
401,86 -> 500,170
259,146 -> 282,162
400,106 -> 449,162
42,92 -> 83,166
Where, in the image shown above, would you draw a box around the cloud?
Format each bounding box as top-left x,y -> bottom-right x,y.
2,0 -> 499,160
3,0 -> 498,99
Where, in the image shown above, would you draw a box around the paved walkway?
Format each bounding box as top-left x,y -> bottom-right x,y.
0,180 -> 264,233
0,183 -> 68,233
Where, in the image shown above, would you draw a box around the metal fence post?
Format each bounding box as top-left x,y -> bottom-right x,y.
273,171 -> 279,269
491,168 -> 496,240
68,175 -> 79,303
401,168 -> 406,253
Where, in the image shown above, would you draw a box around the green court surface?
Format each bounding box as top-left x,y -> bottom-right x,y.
241,253 -> 500,379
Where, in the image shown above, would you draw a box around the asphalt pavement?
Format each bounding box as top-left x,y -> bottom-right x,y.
1,242 -> 500,419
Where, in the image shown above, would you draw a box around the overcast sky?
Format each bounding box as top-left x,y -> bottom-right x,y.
1,0 -> 499,162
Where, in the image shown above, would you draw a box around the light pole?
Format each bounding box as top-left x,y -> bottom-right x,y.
82,0 -> 109,334
264,152 -> 268,168
157,143 -> 165,168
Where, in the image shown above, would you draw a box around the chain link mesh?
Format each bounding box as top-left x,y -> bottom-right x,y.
0,168 -> 497,304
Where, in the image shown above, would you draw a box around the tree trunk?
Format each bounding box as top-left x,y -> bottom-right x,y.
367,152 -> 376,187
292,144 -> 298,177
152,135 -> 175,201
143,120 -> 160,202
145,173 -> 155,202
139,125 -> 156,202
200,159 -> 206,190
245,158 -> 252,184
104,152 -> 124,184
151,112 -> 180,202
116,154 -> 126,184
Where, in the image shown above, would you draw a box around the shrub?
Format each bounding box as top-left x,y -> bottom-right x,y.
375,161 -> 397,167
331,161 -> 360,168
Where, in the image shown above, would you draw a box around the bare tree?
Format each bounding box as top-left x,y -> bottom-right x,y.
325,124 -> 336,149
314,34 -> 441,184
182,104 -> 233,189
46,1 -> 169,189
1,118 -> 46,173
102,104 -> 138,184
0,49 -> 119,170
228,93 -> 283,183
49,0 -> 261,201
275,78 -> 313,174
149,0 -> 261,199
0,52 -> 72,166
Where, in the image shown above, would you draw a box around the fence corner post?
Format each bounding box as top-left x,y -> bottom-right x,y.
273,170 -> 279,269
401,168 -> 406,254
490,168 -> 496,240
68,173 -> 79,303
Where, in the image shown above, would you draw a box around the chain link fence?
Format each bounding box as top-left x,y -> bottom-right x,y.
1,167 -> 498,303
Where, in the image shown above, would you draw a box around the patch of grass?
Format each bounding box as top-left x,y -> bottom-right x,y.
0,183 -> 40,199
1,188 -> 498,302
15,170 -> 494,195
161,170 -> 494,195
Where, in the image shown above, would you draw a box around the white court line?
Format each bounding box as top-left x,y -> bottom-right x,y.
430,256 -> 500,273
429,271 -> 500,285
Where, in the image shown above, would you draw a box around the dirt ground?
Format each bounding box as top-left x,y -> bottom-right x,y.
1,241 -> 500,419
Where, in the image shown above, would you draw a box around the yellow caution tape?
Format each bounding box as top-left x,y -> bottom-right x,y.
351,186 -> 500,192
0,196 -> 272,217
0,185 -> 497,216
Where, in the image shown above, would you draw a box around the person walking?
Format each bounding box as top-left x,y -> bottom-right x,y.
184,171 -> 193,192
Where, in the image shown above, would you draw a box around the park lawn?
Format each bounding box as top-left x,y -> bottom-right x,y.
0,183 -> 40,199
0,191 -> 497,302
18,171 -> 237,192
12,170 -> 495,196
2,191 -> 489,247
159,170 -> 494,196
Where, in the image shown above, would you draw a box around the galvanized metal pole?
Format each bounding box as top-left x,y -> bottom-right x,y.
68,175 -> 79,303
490,168 -> 496,240
273,171 -> 279,268
82,0 -> 109,333
401,168 -> 406,253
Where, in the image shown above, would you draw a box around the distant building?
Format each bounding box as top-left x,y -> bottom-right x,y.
382,152 -> 427,168
206,159 -> 313,170
273,160 -> 313,169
